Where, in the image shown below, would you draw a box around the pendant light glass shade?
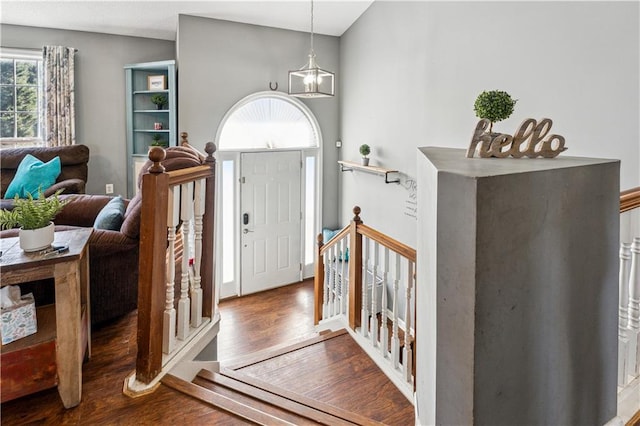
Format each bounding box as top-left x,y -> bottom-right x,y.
288,0 -> 335,98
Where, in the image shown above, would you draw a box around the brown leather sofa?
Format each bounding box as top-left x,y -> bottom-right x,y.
0,145 -> 89,209
1,144 -> 205,326
0,193 -> 142,326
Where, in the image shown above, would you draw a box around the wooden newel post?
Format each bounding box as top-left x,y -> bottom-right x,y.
202,142 -> 217,318
314,233 -> 325,324
136,147 -> 169,384
349,206 -> 363,330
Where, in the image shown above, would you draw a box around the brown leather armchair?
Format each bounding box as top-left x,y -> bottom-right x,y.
56,194 -> 142,325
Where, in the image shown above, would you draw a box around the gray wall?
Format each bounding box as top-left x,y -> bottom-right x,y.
0,24 -> 175,196
176,15 -> 340,227
340,1 -> 640,248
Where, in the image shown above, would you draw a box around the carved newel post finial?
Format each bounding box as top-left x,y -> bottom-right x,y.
317,232 -> 324,248
180,132 -> 189,146
353,206 -> 362,223
148,146 -> 166,173
204,142 -> 217,163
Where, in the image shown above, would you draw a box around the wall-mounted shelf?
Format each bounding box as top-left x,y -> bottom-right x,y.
338,160 -> 400,184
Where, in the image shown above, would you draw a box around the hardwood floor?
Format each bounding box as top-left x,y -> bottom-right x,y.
0,279 -> 414,425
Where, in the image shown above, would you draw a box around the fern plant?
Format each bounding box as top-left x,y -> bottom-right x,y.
0,188 -> 68,230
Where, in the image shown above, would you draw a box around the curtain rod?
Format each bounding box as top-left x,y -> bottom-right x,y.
0,46 -> 79,54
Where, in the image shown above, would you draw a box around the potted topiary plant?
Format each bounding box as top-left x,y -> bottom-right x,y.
150,94 -> 167,110
359,144 -> 371,166
473,90 -> 517,134
0,188 -> 69,252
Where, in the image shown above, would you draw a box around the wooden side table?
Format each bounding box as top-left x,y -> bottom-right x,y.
0,228 -> 92,408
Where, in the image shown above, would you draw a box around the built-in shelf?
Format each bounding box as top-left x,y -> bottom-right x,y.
338,160 -> 400,184
125,59 -> 176,197
133,89 -> 169,95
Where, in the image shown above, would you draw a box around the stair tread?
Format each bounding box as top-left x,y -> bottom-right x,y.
198,372 -> 350,425
211,368 -> 385,426
162,373 -> 296,426
223,328 -> 348,370
193,375 -> 320,425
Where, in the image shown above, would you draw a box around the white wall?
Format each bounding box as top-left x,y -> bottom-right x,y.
176,14 -> 341,227
340,1 -> 639,248
0,24 -> 175,196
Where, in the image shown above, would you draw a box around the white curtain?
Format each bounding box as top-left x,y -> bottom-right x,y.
43,46 -> 76,147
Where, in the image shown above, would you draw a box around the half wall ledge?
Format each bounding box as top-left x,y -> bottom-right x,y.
415,147 -> 620,426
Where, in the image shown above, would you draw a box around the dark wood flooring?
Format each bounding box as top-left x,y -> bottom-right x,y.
0,279 -> 414,425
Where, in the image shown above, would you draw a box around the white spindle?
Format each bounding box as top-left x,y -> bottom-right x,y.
391,253 -> 401,369
370,241 -> 379,347
339,238 -> 347,315
190,178 -> 204,327
334,240 -> 340,316
323,251 -> 330,320
620,242 -> 632,328
403,260 -> 414,383
619,242 -> 632,385
163,186 -> 178,354
361,237 -> 370,338
627,237 -> 640,376
380,247 -> 389,359
177,183 -> 193,340
330,244 -> 338,317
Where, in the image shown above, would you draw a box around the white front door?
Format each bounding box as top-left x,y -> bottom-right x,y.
240,151 -> 302,295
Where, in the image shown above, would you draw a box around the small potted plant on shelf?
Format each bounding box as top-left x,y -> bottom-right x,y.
0,188 -> 69,252
473,90 -> 517,134
359,144 -> 371,166
150,94 -> 167,110
151,134 -> 166,147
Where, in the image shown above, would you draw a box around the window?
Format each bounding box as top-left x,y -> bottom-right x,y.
221,159 -> 235,284
218,93 -> 319,151
0,48 -> 44,148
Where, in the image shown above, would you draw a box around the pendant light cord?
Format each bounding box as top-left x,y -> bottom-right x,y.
309,0 -> 315,56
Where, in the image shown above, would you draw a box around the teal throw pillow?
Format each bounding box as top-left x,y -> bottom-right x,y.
4,155 -> 61,199
322,228 -> 340,243
94,196 -> 125,231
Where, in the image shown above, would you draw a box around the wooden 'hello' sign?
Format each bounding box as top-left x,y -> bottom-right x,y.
467,118 -> 567,159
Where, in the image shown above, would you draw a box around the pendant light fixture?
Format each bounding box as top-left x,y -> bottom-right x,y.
288,0 -> 335,98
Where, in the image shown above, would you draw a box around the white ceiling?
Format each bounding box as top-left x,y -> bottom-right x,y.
0,0 -> 374,40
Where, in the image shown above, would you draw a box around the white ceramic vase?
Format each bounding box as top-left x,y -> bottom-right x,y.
19,222 -> 55,252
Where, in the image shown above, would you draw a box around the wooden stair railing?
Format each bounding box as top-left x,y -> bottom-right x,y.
620,186 -> 640,213
124,134 -> 218,395
315,206 -> 417,400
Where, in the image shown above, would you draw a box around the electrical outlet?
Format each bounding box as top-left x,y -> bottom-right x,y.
336,140 -> 342,148
105,184 -> 114,194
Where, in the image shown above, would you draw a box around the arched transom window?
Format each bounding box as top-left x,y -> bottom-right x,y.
218,92 -> 319,151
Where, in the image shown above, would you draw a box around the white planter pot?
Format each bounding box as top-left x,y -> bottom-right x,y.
19,222 -> 55,252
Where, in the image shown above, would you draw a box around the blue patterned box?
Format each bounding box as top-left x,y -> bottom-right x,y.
1,293 -> 37,345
